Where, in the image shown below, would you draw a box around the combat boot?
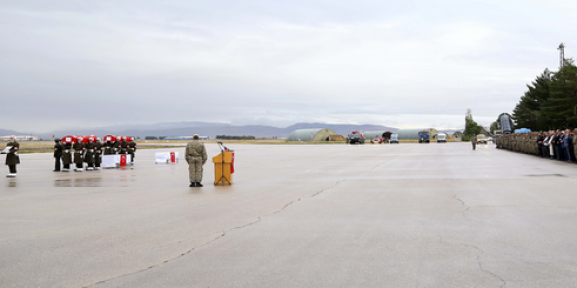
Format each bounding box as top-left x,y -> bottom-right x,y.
189,182 -> 196,187
196,182 -> 203,187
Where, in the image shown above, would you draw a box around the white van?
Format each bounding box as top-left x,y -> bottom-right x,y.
437,133 -> 447,143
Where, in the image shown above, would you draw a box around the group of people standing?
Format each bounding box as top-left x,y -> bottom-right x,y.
54,136 -> 137,172
495,129 -> 577,163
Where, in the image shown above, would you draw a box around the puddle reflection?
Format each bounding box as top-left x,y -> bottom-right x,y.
7,181 -> 17,188
54,178 -> 103,187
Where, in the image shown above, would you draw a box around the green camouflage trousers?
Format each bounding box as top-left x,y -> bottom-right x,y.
188,156 -> 204,182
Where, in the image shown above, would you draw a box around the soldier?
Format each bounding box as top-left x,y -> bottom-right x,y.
537,133 -> 544,157
104,137 -> 114,155
94,137 -> 102,170
113,138 -> 121,154
73,137 -> 85,172
62,139 -> 73,172
54,138 -> 63,172
185,134 -> 208,187
128,138 -> 137,164
84,138 -> 96,171
4,136 -> 20,177
119,137 -> 129,155
470,134 -> 477,150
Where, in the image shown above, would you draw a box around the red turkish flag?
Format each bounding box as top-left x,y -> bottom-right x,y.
231,152 -> 235,174
120,155 -> 127,167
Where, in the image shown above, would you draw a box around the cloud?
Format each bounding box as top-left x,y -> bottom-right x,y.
0,1 -> 576,132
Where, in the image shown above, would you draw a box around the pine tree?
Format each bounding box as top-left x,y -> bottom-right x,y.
542,59 -> 577,128
512,69 -> 551,130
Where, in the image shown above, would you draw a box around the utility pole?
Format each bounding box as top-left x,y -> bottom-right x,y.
558,43 -> 565,69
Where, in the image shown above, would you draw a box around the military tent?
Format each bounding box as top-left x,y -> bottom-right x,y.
287,128 -> 338,141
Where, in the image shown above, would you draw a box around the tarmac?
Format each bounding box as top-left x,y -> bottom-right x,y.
1,142 -> 577,288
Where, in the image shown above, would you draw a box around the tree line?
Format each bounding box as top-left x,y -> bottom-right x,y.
216,135 -> 256,140
512,58 -> 577,131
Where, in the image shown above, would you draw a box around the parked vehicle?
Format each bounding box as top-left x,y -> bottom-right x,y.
477,134 -> 488,144
390,134 -> 399,144
418,130 -> 430,143
437,133 -> 447,143
372,136 -> 384,144
347,131 -> 365,144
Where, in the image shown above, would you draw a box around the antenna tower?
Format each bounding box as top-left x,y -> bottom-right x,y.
558,43 -> 565,68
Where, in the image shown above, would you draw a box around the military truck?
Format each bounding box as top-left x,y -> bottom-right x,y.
418,130 -> 430,143
346,131 -> 365,144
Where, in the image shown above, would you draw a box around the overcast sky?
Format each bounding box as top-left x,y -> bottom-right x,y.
1,0 -> 575,133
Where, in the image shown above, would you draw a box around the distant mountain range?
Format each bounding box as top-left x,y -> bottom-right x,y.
3,122 -> 404,139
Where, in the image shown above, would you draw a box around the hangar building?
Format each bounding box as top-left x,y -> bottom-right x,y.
287,128 -> 338,141
364,131 -> 394,141
395,128 -> 439,140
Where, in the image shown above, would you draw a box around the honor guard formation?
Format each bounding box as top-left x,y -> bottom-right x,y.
51,135 -> 137,173
495,129 -> 577,163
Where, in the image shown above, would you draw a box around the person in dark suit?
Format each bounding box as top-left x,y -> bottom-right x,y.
5,136 -> 20,177
563,129 -> 574,162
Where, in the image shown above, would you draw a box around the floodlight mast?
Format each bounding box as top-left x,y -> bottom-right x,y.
558,43 -> 565,69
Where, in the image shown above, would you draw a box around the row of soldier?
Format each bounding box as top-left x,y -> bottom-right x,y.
495,129 -> 577,163
54,135 -> 137,172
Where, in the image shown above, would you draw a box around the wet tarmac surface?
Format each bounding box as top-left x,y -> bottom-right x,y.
1,143 -> 577,287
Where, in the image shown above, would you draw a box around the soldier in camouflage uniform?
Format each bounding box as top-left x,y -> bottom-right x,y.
5,136 -> 20,177
510,134 -> 516,151
185,134 -> 208,187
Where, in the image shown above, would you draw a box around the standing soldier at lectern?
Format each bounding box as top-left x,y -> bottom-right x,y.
4,136 -> 20,177
53,138 -> 62,172
185,134 -> 207,187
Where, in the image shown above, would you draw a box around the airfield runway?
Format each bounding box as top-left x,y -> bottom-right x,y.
1,143 -> 577,288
